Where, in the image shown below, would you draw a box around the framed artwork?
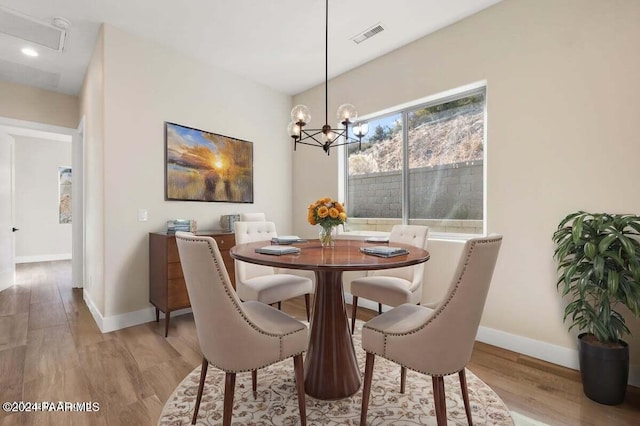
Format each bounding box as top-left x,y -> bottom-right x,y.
165,122 -> 254,203
58,166 -> 72,223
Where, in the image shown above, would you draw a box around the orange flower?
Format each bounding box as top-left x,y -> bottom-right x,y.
338,212 -> 347,222
335,202 -> 345,213
329,207 -> 339,219
317,206 -> 329,218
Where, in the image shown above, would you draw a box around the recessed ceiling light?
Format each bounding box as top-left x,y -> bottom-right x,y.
21,47 -> 39,57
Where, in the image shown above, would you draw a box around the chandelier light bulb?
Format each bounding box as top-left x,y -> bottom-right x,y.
291,105 -> 311,126
337,104 -> 358,124
353,121 -> 369,138
287,121 -> 300,138
322,130 -> 337,144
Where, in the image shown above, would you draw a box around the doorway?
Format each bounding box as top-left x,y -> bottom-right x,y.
0,117 -> 84,290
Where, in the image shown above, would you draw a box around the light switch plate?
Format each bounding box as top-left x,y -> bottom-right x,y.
138,209 -> 148,222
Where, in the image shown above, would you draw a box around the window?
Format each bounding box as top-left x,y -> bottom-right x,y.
344,86 -> 485,235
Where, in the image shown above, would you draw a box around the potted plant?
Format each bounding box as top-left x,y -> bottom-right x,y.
552,211 -> 640,404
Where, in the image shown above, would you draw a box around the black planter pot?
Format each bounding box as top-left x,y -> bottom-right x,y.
578,333 -> 629,405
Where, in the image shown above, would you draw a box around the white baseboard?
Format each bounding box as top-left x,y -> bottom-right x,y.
15,253 -> 72,263
82,290 -> 192,333
475,326 -> 579,369
344,294 -> 640,388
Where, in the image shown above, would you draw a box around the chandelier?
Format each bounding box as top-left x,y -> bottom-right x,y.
287,0 -> 369,155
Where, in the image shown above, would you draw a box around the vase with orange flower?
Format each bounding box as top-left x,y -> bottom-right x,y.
307,197 -> 347,248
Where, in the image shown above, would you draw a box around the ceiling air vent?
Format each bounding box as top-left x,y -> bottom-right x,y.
0,6 -> 67,52
351,23 -> 385,44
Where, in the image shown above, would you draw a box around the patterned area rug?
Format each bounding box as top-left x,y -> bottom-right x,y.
159,322 -> 514,425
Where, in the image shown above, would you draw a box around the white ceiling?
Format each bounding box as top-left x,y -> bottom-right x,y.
0,0 -> 502,96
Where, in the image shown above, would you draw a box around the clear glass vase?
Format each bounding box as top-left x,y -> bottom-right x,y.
319,226 -> 337,248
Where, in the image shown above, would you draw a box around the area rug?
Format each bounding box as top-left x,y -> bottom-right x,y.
159,322 -> 514,425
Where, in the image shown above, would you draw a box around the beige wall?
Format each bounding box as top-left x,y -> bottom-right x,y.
80,26 -> 106,314
0,80 -> 79,129
83,25 -> 293,318
293,0 -> 640,373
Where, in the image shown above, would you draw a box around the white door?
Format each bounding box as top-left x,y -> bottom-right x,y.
0,131 -> 15,292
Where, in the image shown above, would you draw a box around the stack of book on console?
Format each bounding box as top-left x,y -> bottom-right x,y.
255,245 -> 301,256
360,245 -> 409,258
167,219 -> 196,234
271,235 -> 308,245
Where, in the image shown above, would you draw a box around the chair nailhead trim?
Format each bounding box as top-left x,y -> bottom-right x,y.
363,236 -> 502,377
176,235 -> 307,364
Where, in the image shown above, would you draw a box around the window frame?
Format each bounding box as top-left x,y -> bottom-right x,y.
339,81 -> 487,239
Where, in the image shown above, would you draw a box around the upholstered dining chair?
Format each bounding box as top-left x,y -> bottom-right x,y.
241,212 -> 266,222
350,224 -> 429,333
175,232 -> 308,426
359,235 -> 502,426
234,221 -> 314,320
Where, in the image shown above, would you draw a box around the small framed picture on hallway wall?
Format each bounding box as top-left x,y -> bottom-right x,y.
58,166 -> 72,223
164,122 -> 254,203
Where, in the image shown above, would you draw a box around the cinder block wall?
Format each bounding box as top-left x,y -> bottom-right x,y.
348,161 -> 483,220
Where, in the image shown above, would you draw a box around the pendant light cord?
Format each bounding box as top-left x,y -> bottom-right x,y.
325,0 -> 329,127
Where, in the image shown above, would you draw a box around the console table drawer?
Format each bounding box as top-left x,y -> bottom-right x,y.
167,278 -> 190,309
167,262 -> 183,280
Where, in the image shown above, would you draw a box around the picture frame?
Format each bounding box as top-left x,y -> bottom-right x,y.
165,122 -> 254,203
58,166 -> 72,223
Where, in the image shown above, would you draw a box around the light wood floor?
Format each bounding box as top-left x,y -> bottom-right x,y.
0,261 -> 638,425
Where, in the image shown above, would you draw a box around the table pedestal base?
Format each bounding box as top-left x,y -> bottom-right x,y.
304,271 -> 361,400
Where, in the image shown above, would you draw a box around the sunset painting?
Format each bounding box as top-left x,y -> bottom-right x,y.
165,122 -> 253,202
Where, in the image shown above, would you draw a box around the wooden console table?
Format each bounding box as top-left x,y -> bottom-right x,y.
149,231 -> 236,336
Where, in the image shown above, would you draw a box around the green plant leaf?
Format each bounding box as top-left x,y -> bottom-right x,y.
572,216 -> 584,244
607,270 -> 619,295
597,235 -> 617,254
593,255 -> 605,280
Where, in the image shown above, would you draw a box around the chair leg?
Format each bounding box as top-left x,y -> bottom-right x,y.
223,372 -> 236,426
378,302 -> 382,314
400,366 -> 407,394
252,369 -> 257,399
192,356 -> 209,425
304,294 -> 311,321
293,354 -> 307,426
432,376 -> 447,426
278,301 -> 282,311
459,369 -> 473,425
360,352 -> 375,426
351,296 -> 358,334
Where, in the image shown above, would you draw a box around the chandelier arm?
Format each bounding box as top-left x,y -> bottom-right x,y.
325,139 -> 360,148
299,129 -> 326,146
296,140 -> 329,148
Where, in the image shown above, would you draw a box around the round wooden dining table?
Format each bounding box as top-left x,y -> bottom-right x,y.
230,238 -> 430,400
